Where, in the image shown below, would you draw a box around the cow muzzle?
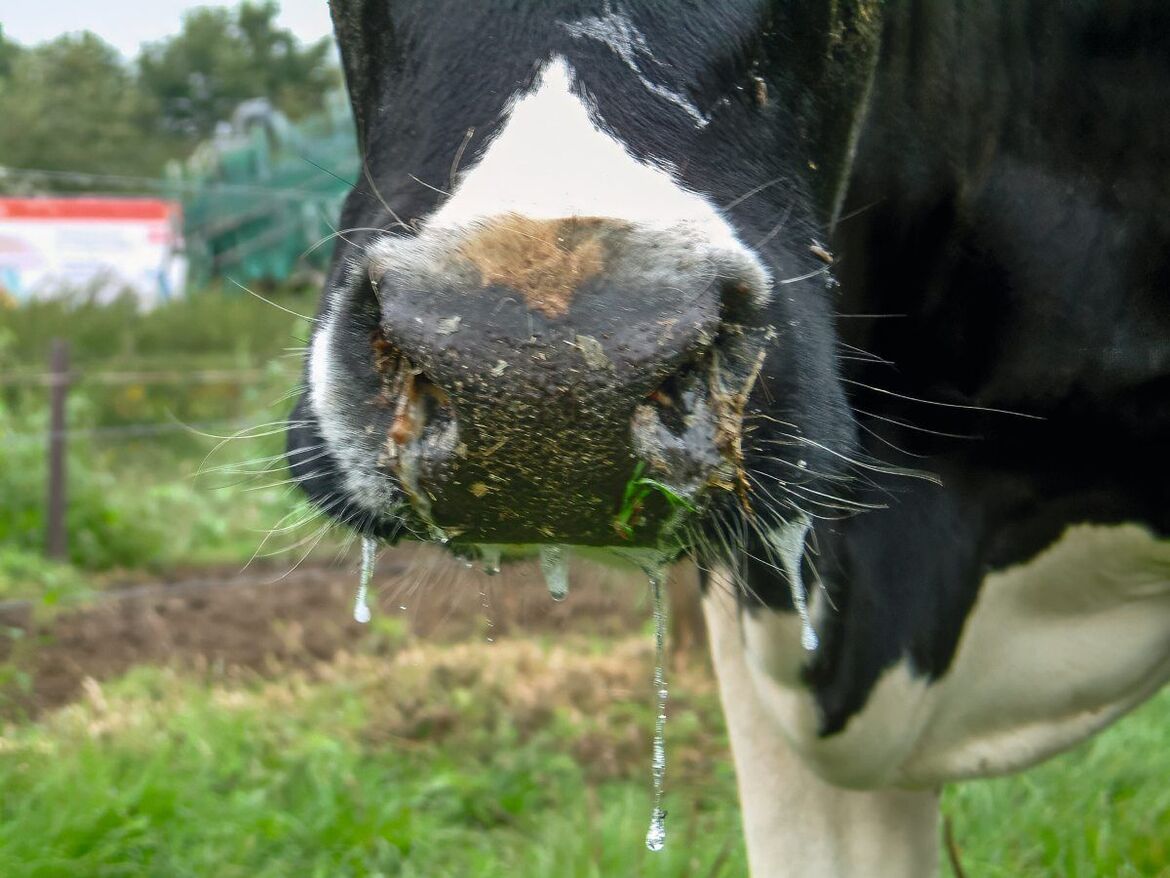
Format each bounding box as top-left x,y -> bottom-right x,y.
363,215 -> 771,547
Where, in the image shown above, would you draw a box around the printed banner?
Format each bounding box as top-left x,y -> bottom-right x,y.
0,198 -> 187,307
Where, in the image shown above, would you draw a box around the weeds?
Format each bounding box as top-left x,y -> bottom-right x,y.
0,290 -> 332,595
613,462 -> 696,540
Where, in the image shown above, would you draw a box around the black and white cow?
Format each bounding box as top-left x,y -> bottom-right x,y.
288,2 -> 1170,873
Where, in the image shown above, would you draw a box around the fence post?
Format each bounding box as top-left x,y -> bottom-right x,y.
45,338 -> 70,561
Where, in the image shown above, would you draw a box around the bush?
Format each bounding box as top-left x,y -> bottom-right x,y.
0,545 -> 89,604
0,289 -> 336,586
0,399 -> 170,571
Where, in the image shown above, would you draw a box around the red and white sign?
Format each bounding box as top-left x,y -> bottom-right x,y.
0,197 -> 187,306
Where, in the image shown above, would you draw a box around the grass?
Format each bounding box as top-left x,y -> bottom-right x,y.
942,692 -> 1170,877
0,285 -> 317,376
613,462 -> 696,541
0,638 -> 746,877
1,628 -> 1169,876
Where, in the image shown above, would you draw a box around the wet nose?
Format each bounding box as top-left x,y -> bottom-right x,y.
367,215 -> 768,545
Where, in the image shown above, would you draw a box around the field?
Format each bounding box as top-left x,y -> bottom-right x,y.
2,292 -> 1169,876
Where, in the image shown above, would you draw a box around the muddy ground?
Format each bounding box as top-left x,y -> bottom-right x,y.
0,546 -> 705,717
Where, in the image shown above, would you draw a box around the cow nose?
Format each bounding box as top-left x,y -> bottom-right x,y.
366,215 -> 768,545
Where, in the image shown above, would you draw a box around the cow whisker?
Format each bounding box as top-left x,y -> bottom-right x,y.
840,377 -> 1044,420
226,278 -> 318,323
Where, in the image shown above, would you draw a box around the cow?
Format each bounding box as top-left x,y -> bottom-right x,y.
286,2 -> 1170,874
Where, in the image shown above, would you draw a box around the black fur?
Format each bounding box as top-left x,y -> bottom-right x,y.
291,1 -> 1170,735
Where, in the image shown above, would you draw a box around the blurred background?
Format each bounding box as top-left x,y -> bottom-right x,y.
0,4 -> 1167,876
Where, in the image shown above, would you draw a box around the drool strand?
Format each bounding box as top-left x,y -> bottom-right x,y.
354,536 -> 375,624
645,569 -> 669,852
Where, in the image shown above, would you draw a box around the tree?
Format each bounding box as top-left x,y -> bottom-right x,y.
138,1 -> 339,139
0,25 -> 22,79
0,33 -> 177,183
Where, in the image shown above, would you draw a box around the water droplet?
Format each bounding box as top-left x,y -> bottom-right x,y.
645,570 -> 669,852
770,514 -> 818,651
540,545 -> 569,601
354,537 -> 376,624
645,808 -> 666,852
481,546 -> 501,576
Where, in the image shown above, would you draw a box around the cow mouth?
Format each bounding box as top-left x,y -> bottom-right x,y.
369,321 -> 770,552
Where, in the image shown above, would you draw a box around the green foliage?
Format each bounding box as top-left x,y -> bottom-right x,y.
138,1 -> 340,139
0,33 -> 180,182
0,284 -> 314,367
0,5 -> 342,186
614,462 -> 696,540
0,24 -> 22,79
0,545 -> 89,605
0,644 -> 747,877
0,398 -> 169,571
0,290 -> 327,581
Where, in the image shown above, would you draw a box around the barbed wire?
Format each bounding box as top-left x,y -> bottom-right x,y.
0,560 -> 410,616
1,417 -> 262,446
0,165 -> 341,201
0,367 -> 276,388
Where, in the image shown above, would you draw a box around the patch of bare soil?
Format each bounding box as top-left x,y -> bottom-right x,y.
0,545 -> 667,716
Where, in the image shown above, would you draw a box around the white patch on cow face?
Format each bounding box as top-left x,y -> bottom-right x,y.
426,56 -> 763,289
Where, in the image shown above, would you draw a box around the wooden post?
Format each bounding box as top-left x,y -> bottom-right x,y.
45,339 -> 69,561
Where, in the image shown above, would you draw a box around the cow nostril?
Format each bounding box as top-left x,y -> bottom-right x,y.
648,358 -> 704,438
370,328 -> 456,448
388,369 -> 455,447
719,276 -> 761,328
418,378 -> 451,425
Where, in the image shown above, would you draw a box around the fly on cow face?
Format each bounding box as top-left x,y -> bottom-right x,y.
289,0 -> 864,557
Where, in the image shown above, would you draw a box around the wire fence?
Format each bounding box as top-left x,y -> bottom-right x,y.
1,362 -> 285,443
0,368 -> 269,388
4,339 -> 297,558
3,418 -> 256,447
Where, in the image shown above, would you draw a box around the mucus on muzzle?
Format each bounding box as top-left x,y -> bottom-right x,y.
363,214 -> 770,546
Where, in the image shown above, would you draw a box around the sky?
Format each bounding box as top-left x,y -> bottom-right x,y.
2,0 -> 335,58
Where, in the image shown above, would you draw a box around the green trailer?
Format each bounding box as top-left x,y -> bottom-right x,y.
168,92 -> 358,287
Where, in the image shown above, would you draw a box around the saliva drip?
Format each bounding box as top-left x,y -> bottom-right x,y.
480,587 -> 495,643
354,537 -> 376,624
645,569 -> 669,852
481,546 -> 501,576
540,545 -> 569,601
771,514 -> 817,651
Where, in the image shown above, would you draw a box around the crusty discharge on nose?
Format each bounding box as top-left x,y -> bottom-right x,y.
458,214 -> 621,317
